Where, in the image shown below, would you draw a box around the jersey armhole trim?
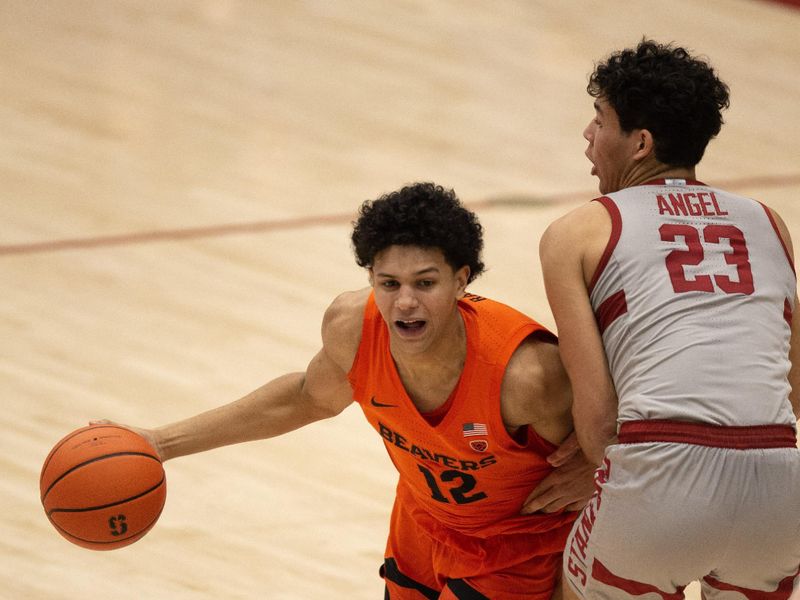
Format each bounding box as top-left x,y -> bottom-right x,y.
588,196 -> 621,294
346,292 -> 377,394
759,202 -> 795,273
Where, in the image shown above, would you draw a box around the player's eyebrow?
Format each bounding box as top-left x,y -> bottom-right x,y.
374,266 -> 440,278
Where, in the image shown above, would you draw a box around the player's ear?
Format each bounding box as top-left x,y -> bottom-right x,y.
455,266 -> 470,298
633,129 -> 655,160
368,268 -> 374,287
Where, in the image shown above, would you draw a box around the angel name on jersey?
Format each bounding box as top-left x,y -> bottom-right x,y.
656,191 -> 728,217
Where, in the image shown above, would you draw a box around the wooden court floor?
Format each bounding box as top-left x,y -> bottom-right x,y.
2,1 -> 799,598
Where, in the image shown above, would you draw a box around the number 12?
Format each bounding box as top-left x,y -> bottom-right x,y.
417,465 -> 487,504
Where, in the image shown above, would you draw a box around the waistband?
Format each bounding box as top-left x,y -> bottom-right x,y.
618,420 -> 797,449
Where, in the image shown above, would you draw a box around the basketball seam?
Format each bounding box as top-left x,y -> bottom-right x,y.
41,451 -> 162,502
47,492 -> 166,548
39,425 -> 110,488
47,476 -> 166,515
39,425 -> 154,488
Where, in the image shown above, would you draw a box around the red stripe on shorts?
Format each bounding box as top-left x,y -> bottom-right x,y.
592,559 -> 685,600
618,420 -> 797,449
703,569 -> 799,600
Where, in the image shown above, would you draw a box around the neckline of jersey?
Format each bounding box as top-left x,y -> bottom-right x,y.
639,178 -> 707,186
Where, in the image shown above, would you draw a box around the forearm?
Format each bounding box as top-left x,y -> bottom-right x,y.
575,410 -> 617,466
569,367 -> 618,466
154,373 -> 335,461
572,383 -> 618,465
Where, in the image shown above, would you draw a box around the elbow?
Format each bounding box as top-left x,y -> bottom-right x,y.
299,376 -> 352,422
312,399 -> 348,420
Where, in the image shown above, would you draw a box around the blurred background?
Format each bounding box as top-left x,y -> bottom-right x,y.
2,1 -> 799,598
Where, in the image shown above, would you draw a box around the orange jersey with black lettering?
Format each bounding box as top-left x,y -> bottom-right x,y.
347,292 -> 575,539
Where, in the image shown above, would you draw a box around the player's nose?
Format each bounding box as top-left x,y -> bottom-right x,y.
395,287 -> 419,311
583,119 -> 594,142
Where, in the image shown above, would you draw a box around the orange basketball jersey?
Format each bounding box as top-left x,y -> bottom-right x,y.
348,292 -> 575,540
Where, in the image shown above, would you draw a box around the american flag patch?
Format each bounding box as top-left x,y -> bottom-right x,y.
462,422 -> 488,437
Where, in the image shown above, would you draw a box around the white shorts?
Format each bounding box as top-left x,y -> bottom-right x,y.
564,420 -> 800,600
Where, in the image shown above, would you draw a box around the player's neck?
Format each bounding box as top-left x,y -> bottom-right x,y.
390,309 -> 467,397
624,160 -> 696,189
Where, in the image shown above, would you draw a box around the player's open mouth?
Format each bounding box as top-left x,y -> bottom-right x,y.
395,319 -> 426,335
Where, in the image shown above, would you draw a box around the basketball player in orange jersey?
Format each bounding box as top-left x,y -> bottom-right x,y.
539,39 -> 800,599
111,182 -> 595,599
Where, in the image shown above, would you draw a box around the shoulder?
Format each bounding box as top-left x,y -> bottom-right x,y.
321,287 -> 371,373
503,334 -> 567,400
540,201 -> 611,260
540,200 -> 613,288
500,334 -> 572,443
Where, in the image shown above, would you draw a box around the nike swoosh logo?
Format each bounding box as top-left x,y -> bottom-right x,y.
370,396 -> 398,408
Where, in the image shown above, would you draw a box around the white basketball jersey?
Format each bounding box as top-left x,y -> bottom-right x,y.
590,179 -> 796,426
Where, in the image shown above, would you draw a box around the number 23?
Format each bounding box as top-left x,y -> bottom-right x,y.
659,223 -> 754,295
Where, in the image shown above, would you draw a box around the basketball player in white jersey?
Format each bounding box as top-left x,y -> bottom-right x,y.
539,39 -> 800,599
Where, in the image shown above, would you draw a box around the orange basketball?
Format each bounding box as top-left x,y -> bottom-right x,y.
40,424 -> 167,551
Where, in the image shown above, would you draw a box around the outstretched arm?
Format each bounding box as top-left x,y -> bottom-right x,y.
113,290 -> 366,462
152,351 -> 353,461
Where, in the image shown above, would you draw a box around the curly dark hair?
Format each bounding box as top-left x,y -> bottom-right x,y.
351,182 -> 485,283
588,39 -> 730,167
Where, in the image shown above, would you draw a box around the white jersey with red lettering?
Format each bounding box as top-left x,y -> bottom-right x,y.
589,178 -> 796,427
563,179 -> 800,600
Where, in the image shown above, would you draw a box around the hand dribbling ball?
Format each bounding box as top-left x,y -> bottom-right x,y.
40,424 -> 167,550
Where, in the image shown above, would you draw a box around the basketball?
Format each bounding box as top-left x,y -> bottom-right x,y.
40,424 -> 167,551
